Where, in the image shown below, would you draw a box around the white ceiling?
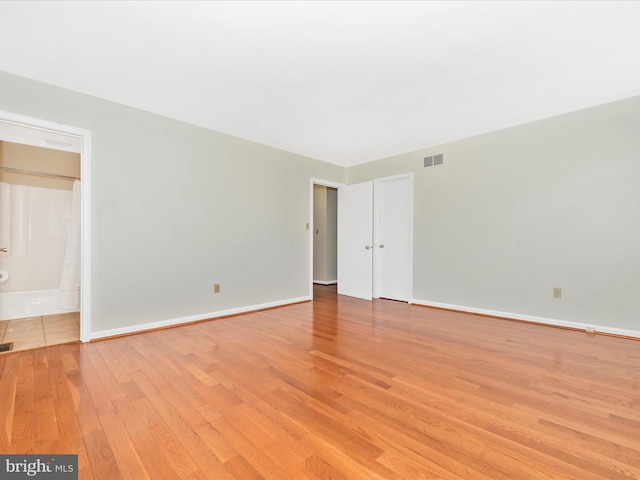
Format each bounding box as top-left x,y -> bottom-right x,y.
1,1 -> 639,167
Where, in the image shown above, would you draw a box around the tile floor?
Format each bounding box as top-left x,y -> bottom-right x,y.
0,312 -> 80,353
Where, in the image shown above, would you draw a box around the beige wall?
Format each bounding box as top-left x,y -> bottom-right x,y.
0,70 -> 345,336
348,95 -> 640,333
1,68 -> 638,336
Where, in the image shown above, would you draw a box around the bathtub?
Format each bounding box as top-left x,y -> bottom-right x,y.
0,289 -> 79,321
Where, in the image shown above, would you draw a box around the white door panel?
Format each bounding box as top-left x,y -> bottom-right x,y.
337,181 -> 373,300
375,175 -> 412,302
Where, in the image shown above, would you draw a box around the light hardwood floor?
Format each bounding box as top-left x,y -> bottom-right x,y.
0,285 -> 638,479
0,312 -> 80,353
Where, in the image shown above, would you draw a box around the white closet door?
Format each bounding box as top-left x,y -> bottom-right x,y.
375,175 -> 412,302
337,181 -> 373,300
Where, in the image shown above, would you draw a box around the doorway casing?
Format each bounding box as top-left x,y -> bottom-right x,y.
309,178 -> 344,299
0,110 -> 92,342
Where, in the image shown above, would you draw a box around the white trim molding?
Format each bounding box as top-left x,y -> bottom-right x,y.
412,298 -> 640,340
313,280 -> 337,285
90,295 -> 311,340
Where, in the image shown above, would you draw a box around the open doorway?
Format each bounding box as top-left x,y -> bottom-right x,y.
313,184 -> 338,285
0,111 -> 91,350
309,178 -> 343,299
0,140 -> 80,352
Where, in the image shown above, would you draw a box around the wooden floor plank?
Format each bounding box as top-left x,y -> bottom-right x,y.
0,285 -> 638,479
11,352 -> 36,450
0,352 -> 20,449
112,395 -> 181,480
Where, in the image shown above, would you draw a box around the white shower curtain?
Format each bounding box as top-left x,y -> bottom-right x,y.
57,179 -> 81,309
0,182 -> 10,251
0,182 -> 32,256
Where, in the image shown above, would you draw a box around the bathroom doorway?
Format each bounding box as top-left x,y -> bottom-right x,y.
0,111 -> 92,352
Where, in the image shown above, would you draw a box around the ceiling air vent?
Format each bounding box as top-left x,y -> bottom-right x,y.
424,153 -> 444,168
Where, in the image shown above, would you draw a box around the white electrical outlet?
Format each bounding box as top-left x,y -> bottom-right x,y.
553,287 -> 562,299
213,284 -> 220,294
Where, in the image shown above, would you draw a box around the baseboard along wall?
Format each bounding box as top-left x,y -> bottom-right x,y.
90,296 -> 311,341
412,298 -> 640,340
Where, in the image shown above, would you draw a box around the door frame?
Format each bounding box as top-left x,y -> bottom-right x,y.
0,110 -> 92,342
309,177 -> 344,299
373,173 -> 413,302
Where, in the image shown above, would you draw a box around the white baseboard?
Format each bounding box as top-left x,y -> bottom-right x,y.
313,280 -> 338,285
411,298 -> 640,340
90,295 -> 311,341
